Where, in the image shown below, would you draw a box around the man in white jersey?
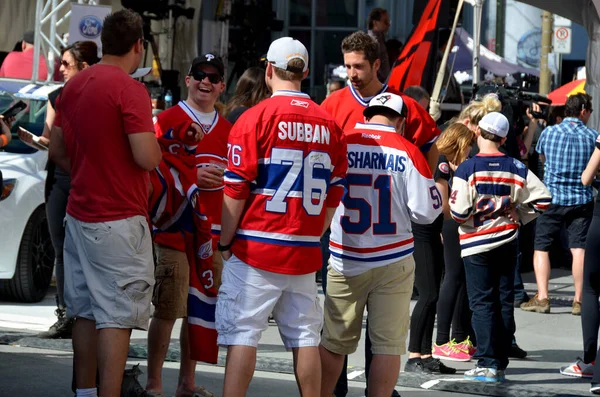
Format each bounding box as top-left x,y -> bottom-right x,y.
320,93 -> 443,397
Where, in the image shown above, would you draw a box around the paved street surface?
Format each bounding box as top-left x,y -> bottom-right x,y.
0,269 -> 594,396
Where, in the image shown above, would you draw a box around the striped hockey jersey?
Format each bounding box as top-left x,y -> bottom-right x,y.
224,90 -> 348,275
148,118 -> 218,364
450,153 -> 551,257
321,84 -> 440,151
154,102 -> 231,248
329,123 -> 443,277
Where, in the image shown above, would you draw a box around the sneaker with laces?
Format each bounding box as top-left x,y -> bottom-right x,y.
509,343 -> 528,359
520,294 -> 550,313
464,367 -> 498,382
38,308 -> 73,339
572,301 -> 582,316
422,357 -> 457,374
454,336 -> 477,357
432,340 -> 472,362
560,358 -> 594,378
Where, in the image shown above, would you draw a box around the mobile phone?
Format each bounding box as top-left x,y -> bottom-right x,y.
2,101 -> 27,119
18,127 -> 48,151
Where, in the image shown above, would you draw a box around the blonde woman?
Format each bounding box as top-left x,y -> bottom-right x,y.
430,123 -> 479,362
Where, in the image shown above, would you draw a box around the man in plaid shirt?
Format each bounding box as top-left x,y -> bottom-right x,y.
521,94 -> 598,315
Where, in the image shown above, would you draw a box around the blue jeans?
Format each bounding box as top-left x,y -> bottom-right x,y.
463,240 -> 517,370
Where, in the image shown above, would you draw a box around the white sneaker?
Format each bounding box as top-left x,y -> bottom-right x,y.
559,358 -> 594,378
464,367 -> 498,382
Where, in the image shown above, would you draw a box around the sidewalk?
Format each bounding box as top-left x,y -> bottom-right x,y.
0,269 -> 593,397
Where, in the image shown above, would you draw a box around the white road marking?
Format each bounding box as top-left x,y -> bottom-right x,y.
347,370 -> 365,380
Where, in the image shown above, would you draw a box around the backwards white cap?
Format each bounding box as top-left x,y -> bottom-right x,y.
363,93 -> 407,119
478,112 -> 510,138
266,37 -> 309,73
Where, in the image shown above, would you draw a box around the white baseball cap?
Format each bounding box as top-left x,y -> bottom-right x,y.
266,37 -> 309,73
478,112 -> 510,138
363,93 -> 407,119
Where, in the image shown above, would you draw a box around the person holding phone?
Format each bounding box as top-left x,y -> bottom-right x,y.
0,115 -> 13,148
20,41 -> 100,340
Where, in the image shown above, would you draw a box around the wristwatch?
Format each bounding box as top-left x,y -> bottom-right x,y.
217,241 -> 233,252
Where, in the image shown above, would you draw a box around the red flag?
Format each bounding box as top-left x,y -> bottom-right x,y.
388,0 -> 443,93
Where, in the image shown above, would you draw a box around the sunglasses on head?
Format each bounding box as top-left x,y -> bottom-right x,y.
189,70 -> 222,84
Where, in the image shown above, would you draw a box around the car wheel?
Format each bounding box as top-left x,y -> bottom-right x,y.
0,206 -> 55,302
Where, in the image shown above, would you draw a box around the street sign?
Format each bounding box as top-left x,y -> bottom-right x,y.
554,27 -> 572,54
554,15 -> 572,27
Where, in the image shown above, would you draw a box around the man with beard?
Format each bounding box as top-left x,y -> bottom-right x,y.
320,30 -> 441,397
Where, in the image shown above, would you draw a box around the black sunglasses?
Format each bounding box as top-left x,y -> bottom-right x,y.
189,70 -> 222,84
60,60 -> 78,69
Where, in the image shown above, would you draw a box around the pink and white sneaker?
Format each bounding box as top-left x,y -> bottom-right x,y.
454,336 -> 477,357
432,340 -> 472,362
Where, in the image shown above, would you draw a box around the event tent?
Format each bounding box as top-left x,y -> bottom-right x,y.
451,27 -> 539,77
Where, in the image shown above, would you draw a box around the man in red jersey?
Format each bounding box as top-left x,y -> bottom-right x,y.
216,37 -> 348,397
147,54 -> 229,397
48,9 -> 161,397
320,31 -> 441,397
321,30 -> 440,172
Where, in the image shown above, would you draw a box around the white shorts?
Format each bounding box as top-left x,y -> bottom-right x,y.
216,254 -> 323,349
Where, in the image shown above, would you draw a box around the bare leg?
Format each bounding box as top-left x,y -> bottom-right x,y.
533,250 -> 551,300
146,317 -> 177,392
222,346 -> 256,397
572,248 -> 585,303
177,318 -> 199,396
97,328 -> 132,397
292,346 -> 321,397
367,354 -> 400,397
319,345 -> 345,397
73,318 -> 98,389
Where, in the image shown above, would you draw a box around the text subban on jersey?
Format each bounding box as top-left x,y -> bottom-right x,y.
277,121 -> 331,145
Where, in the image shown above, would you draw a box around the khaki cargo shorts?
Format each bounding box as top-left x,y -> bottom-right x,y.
63,214 -> 154,330
152,244 -> 190,320
321,256 -> 415,356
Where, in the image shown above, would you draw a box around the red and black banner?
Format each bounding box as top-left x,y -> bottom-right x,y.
388,0 -> 447,93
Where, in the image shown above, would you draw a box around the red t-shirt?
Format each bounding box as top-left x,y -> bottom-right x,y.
0,50 -> 48,81
54,64 -> 154,222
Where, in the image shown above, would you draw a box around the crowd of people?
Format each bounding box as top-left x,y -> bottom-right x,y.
3,5 -> 600,397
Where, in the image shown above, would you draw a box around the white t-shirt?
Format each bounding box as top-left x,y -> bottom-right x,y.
178,100 -> 217,134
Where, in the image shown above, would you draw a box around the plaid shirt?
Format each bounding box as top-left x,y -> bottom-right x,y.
536,117 -> 598,206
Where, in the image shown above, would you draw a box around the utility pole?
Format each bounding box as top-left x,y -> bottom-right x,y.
540,10 -> 553,95
495,0 -> 505,57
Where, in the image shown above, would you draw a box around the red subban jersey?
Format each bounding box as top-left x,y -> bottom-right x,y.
321,84 -> 440,151
154,103 -> 232,248
224,90 -> 348,275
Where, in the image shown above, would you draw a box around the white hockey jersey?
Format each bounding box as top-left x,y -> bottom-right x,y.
450,153 -> 551,257
329,123 -> 443,277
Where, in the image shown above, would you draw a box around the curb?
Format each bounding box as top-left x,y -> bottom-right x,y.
0,332 -> 589,397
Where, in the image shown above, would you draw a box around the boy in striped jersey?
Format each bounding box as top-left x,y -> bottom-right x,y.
450,112 -> 551,382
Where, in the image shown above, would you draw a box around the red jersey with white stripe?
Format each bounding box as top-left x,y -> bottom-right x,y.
224,90 -> 348,275
329,123 -> 442,276
450,153 -> 551,257
155,102 -> 232,245
321,84 -> 440,151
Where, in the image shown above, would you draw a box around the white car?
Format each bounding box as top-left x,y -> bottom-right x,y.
0,85 -> 57,302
